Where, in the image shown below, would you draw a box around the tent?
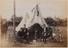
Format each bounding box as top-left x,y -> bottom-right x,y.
16,4 -> 48,32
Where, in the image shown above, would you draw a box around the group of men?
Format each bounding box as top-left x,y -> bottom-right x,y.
16,24 -> 53,43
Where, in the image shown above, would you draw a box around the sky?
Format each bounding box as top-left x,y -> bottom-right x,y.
0,0 -> 67,20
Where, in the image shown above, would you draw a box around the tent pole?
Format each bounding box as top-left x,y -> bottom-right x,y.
13,0 -> 16,35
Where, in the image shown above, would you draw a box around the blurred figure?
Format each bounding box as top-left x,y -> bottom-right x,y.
23,24 -> 29,43
16,24 -> 27,43
16,28 -> 24,43
43,26 -> 53,43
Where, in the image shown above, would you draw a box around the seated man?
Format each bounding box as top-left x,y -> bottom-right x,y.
21,24 -> 30,43
16,28 -> 24,43
17,28 -> 24,38
22,24 -> 28,40
16,24 -> 28,43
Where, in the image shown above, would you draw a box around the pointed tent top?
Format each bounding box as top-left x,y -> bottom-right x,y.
36,2 -> 40,8
36,0 -> 40,5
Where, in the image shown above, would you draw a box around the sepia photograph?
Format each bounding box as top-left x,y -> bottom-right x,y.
0,0 -> 67,48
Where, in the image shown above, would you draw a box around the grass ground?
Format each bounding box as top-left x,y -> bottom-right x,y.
0,26 -> 67,47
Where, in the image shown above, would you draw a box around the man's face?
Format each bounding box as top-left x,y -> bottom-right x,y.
20,28 -> 22,32
24,24 -> 26,28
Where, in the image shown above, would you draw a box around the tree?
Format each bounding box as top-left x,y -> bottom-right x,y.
7,16 -> 23,26
44,17 -> 57,26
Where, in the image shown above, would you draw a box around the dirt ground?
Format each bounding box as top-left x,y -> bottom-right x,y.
0,26 -> 67,47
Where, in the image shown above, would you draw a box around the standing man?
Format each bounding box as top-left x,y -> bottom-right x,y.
42,24 -> 47,43
43,28 -> 46,43
23,24 -> 30,43
43,26 -> 53,43
22,24 -> 27,40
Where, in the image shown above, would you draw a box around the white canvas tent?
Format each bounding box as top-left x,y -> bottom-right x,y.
16,4 -> 48,32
